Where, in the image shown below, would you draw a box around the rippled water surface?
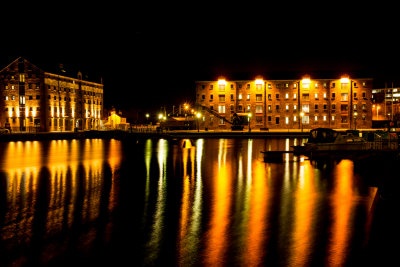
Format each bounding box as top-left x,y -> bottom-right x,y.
0,138 -> 379,266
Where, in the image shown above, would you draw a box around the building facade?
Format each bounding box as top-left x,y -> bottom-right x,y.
0,57 -> 103,132
195,76 -> 373,130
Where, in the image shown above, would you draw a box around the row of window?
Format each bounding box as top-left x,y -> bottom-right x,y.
200,92 -> 368,102
211,103 -> 368,114
206,114 -> 367,126
200,81 -> 368,90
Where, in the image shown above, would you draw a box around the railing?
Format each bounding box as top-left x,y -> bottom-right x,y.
364,136 -> 399,150
195,103 -> 233,125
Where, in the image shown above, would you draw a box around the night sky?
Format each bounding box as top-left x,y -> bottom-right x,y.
1,3 -> 399,118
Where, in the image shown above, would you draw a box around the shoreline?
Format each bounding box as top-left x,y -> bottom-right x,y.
0,128 -> 384,142
0,130 -> 312,142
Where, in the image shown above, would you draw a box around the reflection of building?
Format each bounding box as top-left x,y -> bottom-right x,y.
104,108 -> 130,130
371,87 -> 400,120
196,76 -> 373,130
0,57 -> 103,132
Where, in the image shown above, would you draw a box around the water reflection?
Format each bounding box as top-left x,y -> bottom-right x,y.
0,137 -> 379,266
0,139 -> 122,265
146,139 -> 168,265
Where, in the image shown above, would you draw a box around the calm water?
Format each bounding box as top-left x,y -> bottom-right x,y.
0,138 -> 383,266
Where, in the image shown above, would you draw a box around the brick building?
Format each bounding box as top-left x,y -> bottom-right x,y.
0,57 -> 103,132
195,76 -> 373,130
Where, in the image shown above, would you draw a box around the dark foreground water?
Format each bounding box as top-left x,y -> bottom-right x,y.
0,138 -> 395,266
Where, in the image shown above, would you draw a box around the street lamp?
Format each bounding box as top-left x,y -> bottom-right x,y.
247,113 -> 252,132
300,112 -> 304,132
196,112 -> 201,132
146,113 -> 150,125
354,111 -> 358,130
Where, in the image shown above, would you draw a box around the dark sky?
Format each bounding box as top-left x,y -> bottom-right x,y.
1,3 -> 399,115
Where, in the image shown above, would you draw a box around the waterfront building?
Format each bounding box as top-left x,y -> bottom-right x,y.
195,76 -> 373,130
0,57 -> 103,132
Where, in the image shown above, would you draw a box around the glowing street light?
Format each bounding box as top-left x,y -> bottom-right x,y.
354,111 -> 358,130
196,112 -> 201,132
247,113 -> 252,132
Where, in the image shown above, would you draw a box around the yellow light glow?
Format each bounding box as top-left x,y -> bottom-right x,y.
300,112 -> 305,117
16,109 -> 20,118
218,79 -> 227,86
302,78 -> 311,84
255,79 -> 264,85
25,108 -> 29,117
8,108 -> 12,118
248,113 -> 252,117
158,113 -> 163,119
196,113 -> 201,118
340,78 -> 350,84
32,107 -> 36,117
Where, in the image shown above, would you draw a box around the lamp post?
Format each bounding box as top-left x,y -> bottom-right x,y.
300,112 -> 304,132
248,112 -> 252,132
354,111 -> 358,130
196,112 -> 201,132
146,113 -> 150,124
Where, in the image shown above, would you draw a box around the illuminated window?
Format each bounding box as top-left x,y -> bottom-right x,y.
256,94 -> 262,101
19,96 -> 25,104
268,84 -> 272,89
302,104 -> 309,113
256,84 -> 262,90
302,116 -> 309,124
286,104 -> 289,111
341,93 -> 348,101
218,105 -> 225,114
268,105 -> 271,111
314,115 -> 318,121
19,74 -> 25,83
238,93 -> 242,100
256,105 -> 263,113
294,83 -> 297,88
294,115 -> 297,121
285,93 -> 289,99
294,104 -> 297,110
302,93 -> 309,101
323,93 -> 327,99
268,94 -> 271,100
247,105 -> 251,111
293,93 -> 297,99
315,93 -> 318,99
5,96 -> 8,100
247,94 -> 250,100
323,115 -> 327,121
285,117 -> 289,124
